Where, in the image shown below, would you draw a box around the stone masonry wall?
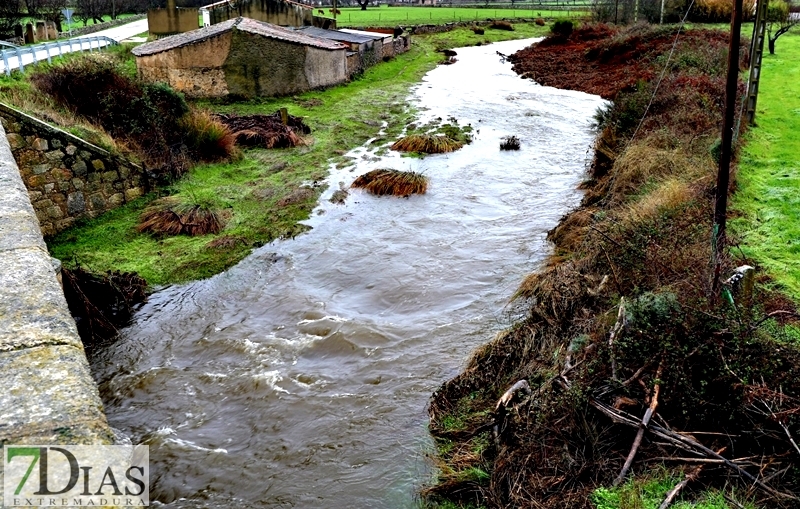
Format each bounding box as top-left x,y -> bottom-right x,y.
0,103 -> 148,237
0,117 -> 113,449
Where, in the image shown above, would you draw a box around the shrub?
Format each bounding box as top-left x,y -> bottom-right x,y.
550,19 -> 574,38
472,26 -> 485,35
351,169 -> 428,196
535,18 -> 546,26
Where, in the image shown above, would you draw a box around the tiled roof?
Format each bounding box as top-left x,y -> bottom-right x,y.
132,17 -> 345,57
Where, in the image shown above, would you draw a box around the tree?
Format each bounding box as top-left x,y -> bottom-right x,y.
357,0 -> 368,9
0,0 -> 24,38
766,0 -> 799,54
75,0 -> 110,25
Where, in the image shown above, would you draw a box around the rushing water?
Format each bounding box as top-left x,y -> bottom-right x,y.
89,39 -> 606,508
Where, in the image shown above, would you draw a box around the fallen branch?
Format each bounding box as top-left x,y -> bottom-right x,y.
590,398 -> 799,501
658,447 -> 726,509
613,360 -> 663,486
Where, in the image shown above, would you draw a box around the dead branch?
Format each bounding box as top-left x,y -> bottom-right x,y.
495,380 -> 531,412
608,297 -> 626,381
589,398 -> 799,501
658,447 -> 726,509
613,360 -> 663,486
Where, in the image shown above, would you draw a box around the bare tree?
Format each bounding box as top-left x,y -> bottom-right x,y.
767,0 -> 800,54
357,0 -> 368,9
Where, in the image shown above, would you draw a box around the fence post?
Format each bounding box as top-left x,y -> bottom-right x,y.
17,47 -> 24,72
2,50 -> 9,76
30,46 -> 37,64
45,43 -> 52,64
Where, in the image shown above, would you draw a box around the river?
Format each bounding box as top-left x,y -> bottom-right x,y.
89,38 -> 606,508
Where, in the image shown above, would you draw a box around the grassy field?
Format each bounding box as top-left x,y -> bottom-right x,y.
327,5 -> 586,26
40,24 -> 550,286
731,30 -> 800,299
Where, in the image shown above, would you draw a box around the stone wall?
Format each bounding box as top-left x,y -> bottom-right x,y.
0,117 -> 113,447
0,103 -> 148,237
148,7 -> 201,36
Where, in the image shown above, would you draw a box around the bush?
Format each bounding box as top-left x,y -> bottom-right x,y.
535,18 -> 546,26
550,19 -> 574,38
472,26 -> 485,35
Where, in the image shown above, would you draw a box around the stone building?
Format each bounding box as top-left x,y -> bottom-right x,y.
132,17 -> 348,98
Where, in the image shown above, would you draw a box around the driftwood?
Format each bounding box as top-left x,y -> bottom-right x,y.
495,380 -> 531,412
613,360 -> 663,486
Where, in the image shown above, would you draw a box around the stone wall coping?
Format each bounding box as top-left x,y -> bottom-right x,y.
0,116 -> 113,446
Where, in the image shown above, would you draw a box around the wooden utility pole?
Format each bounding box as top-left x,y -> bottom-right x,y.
712,0 -> 744,293
745,0 -> 770,125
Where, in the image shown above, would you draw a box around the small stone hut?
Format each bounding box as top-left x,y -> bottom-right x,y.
132,17 -> 348,98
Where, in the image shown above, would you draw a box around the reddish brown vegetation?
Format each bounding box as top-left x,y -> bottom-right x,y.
215,111 -> 310,149
508,24 -> 734,100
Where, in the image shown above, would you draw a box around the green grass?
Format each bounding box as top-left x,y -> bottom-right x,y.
45,24 -> 550,286
592,472 -> 755,509
730,30 -> 800,299
328,5 -> 586,27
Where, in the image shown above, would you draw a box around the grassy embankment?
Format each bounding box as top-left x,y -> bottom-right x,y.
425,23 -> 800,509
327,5 -> 586,27
10,24 -> 549,286
731,30 -> 800,300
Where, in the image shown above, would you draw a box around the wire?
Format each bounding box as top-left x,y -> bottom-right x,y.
626,0 -> 697,147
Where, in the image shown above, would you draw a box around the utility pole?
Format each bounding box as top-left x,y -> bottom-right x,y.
712,0 -> 744,294
659,0 -> 665,23
745,0 -> 769,125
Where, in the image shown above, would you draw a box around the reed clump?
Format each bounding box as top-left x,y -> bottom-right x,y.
391,134 -> 463,154
500,135 -> 521,150
351,169 -> 428,196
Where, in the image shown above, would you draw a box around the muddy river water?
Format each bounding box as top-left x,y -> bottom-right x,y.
89,38 -> 606,508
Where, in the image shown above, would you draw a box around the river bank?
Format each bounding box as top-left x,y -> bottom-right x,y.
86,37 -> 605,508
24,24 -> 550,286
427,24 -> 800,508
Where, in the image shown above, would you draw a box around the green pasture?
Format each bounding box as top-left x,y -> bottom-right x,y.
326,5 -> 587,26
731,30 -> 800,299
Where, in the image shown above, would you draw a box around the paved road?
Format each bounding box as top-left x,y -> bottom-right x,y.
0,18 -> 149,74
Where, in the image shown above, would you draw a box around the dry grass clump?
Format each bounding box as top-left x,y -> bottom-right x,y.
499,135 -> 521,150
472,26 -> 485,35
180,109 -> 237,162
535,17 -> 546,25
607,144 -> 695,203
391,134 -> 463,154
489,20 -> 514,31
351,169 -> 428,196
215,111 -> 309,149
138,197 -> 224,236
623,178 -> 694,224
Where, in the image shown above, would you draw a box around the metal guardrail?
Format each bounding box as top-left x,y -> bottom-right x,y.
1,35 -> 118,76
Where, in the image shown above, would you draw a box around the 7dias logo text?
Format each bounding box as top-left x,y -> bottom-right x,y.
3,445 -> 149,507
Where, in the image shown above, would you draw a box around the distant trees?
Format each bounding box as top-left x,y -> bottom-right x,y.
766,0 -> 800,54
75,0 -> 109,24
0,0 -> 24,38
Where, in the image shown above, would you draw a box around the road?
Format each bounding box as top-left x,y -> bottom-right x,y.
0,18 -> 149,75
